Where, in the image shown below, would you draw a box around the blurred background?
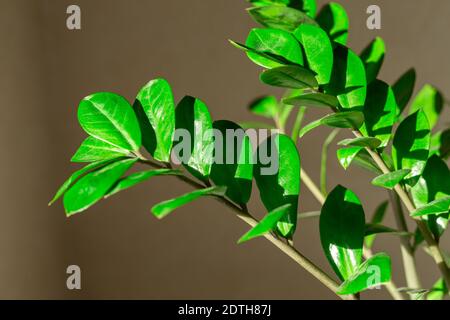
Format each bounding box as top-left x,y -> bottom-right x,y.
0,0 -> 449,299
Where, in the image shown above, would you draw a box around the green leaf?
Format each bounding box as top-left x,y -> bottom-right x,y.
239,121 -> 276,130
247,0 -> 317,17
371,169 -> 411,190
353,150 -> 383,174
316,2 -> 349,45
151,186 -> 227,219
105,169 -> 181,198
325,44 -> 367,109
360,37 -> 385,84
392,110 -> 431,179
230,40 -> 295,67
338,137 -> 381,149
248,5 -> 317,32
337,253 -> 392,295
248,96 -> 279,118
320,185 -> 365,280
365,201 -> 389,249
63,158 -> 137,216
299,111 -> 364,138
175,96 -> 214,178
410,155 -> 450,237
409,84 -> 444,129
245,28 -> 304,68
427,278 -> 448,300
210,121 -> 253,205
238,204 -> 291,244
254,134 -> 301,238
293,24 -> 333,84
365,224 -> 411,237
49,159 -> 121,206
337,147 -> 363,170
134,79 -> 175,162
393,68 -> 416,117
360,80 -> 397,148
78,92 -> 141,151
283,92 -> 339,108
431,129 -> 450,159
71,136 -> 130,163
260,65 -> 318,89
411,197 -> 450,217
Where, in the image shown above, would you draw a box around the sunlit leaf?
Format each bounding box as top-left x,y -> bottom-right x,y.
283,92 -> 339,108
410,84 -> 444,129
71,136 -> 130,163
360,37 -> 385,84
316,2 -> 349,45
371,169 -> 411,190
260,65 -> 318,89
338,137 -> 381,149
248,5 -> 317,32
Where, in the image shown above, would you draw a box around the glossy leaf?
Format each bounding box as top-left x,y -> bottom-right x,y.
360,80 -> 397,148
337,147 -> 362,170
134,79 -> 175,162
338,137 -> 381,149
151,186 -> 227,219
393,68 -> 416,117
230,40 -> 295,67
210,121 -> 253,205
249,96 -> 279,118
371,169 -> 411,190
238,204 -> 291,244
392,110 -> 431,179
411,197 -> 450,217
105,169 -> 181,198
248,5 -> 317,32
254,134 -> 301,237
49,159 -> 120,206
245,28 -> 304,68
365,201 -> 389,249
337,253 -> 392,295
283,92 -> 339,109
71,136 -> 130,163
326,44 -> 367,109
360,37 -> 385,84
320,185 -> 365,280
78,92 -> 141,151
260,65 -> 318,89
410,84 -> 444,129
248,0 -> 317,17
293,24 -> 333,84
63,158 -> 137,216
299,111 -> 364,138
175,96 -> 214,178
316,2 -> 349,45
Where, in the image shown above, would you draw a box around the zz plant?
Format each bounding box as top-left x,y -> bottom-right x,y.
50,0 -> 450,300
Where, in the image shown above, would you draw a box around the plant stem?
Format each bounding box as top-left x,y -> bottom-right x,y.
353,131 -> 450,293
388,191 -> 422,299
301,169 -> 325,205
291,107 -> 306,141
137,158 -> 356,300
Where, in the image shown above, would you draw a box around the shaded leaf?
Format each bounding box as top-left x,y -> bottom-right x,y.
248,95 -> 279,118
392,110 -> 430,179
63,158 -> 137,216
175,96 -> 214,178
151,186 -> 227,219
260,65 -> 318,89
293,24 -> 333,84
360,80 -> 397,148
78,92 -> 141,151
411,197 -> 450,217
299,111 -> 364,138
254,134 -> 300,237
210,121 -> 253,205
134,79 -> 175,162
371,169 -> 411,190
365,201 -> 389,249
239,121 -> 276,130
316,2 -> 349,45
365,224 -> 411,237
427,278 -> 448,300
430,129 -> 450,159
238,204 -> 291,244
71,136 -> 130,163
410,84 -> 444,129
337,253 -> 392,295
360,37 -> 385,84
392,68 -> 416,117
320,185 -> 365,280
248,5 -> 317,32
283,92 -> 339,108
230,40 -> 295,67
105,169 -> 181,198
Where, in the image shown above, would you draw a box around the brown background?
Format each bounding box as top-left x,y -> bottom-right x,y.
0,0 -> 449,299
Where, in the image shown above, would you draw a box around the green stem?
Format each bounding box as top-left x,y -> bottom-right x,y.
138,158 -> 356,300
291,107 -> 306,141
353,131 -> 450,294
320,129 -> 340,196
